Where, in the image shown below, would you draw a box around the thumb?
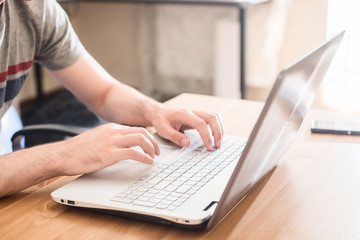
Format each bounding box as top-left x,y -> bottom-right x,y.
159,126 -> 190,148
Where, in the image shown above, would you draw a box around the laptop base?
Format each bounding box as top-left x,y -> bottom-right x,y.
69,206 -> 209,230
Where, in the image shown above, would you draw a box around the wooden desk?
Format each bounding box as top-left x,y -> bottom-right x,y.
2,93 -> 360,239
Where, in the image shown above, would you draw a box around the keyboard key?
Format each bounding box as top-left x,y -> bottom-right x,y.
165,196 -> 178,202
133,200 -> 156,207
153,180 -> 172,190
187,189 -> 197,195
160,199 -> 173,206
155,203 -> 170,209
149,198 -> 162,203
164,185 -> 178,192
147,189 -> 160,194
168,206 -> 177,211
116,193 -> 128,198
177,176 -> 190,182
171,181 -> 184,187
138,196 -> 151,202
164,176 -> 177,182
158,190 -> 171,197
148,177 -> 163,185
126,194 -> 139,200
143,192 -> 155,198
170,192 -> 182,198
131,191 -> 143,196
112,198 -> 133,204
176,185 -> 191,194
184,180 -> 198,186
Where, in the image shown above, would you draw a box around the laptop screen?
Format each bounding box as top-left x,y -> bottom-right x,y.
207,31 -> 344,230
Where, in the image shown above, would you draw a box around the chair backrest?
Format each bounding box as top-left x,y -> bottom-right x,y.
0,106 -> 23,155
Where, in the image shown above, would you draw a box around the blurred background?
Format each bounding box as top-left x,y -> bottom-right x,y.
15,0 -> 360,119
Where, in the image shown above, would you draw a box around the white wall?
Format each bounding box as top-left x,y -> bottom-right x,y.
17,0 -> 328,104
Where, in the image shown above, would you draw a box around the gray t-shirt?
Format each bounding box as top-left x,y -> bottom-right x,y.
0,0 -> 85,118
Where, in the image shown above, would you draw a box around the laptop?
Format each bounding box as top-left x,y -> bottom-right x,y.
51,31 -> 344,230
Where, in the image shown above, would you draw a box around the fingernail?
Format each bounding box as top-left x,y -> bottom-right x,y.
180,138 -> 189,147
147,158 -> 154,165
216,139 -> 222,148
207,142 -> 213,151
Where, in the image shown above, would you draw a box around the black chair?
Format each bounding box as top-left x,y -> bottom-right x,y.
2,90 -> 104,154
11,123 -> 89,151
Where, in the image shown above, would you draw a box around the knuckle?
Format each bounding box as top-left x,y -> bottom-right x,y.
138,127 -> 148,135
127,148 -> 138,157
179,107 -> 191,114
125,148 -> 150,164
131,126 -> 147,135
195,119 -> 207,128
215,113 -> 222,123
134,133 -> 147,142
210,113 -> 218,120
105,122 -> 118,128
100,123 -> 119,134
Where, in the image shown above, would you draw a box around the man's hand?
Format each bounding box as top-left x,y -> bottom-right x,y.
148,105 -> 224,151
57,123 -> 160,176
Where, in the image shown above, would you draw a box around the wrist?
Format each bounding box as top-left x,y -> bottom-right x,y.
139,97 -> 164,126
28,142 -> 67,178
0,142 -> 66,197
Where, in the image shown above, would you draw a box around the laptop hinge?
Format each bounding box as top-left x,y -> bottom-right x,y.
203,201 -> 218,211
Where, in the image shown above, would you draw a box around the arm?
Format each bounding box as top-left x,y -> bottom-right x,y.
49,51 -> 157,127
50,51 -> 224,150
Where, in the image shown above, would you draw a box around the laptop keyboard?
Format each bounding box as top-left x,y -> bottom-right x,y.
111,135 -> 247,211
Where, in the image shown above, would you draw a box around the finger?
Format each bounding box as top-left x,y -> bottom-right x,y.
215,113 -> 224,136
117,133 -> 157,158
174,110 -> 214,151
118,148 -> 154,165
117,127 -> 160,156
193,111 -> 224,148
157,123 -> 191,148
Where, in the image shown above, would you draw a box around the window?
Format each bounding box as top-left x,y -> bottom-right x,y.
322,0 -> 360,111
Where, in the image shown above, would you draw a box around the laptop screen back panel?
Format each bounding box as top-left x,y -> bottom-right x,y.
207,31 -> 344,230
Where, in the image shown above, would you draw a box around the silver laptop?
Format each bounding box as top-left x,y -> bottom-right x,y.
51,31 -> 344,230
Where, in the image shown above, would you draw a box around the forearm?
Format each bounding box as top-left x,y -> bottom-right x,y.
97,81 -> 163,126
50,51 -> 164,127
0,143 -> 63,198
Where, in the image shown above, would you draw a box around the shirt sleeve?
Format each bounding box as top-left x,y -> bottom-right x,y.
35,0 -> 85,70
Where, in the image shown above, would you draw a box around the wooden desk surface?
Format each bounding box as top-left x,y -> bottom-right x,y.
2,93 -> 360,240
